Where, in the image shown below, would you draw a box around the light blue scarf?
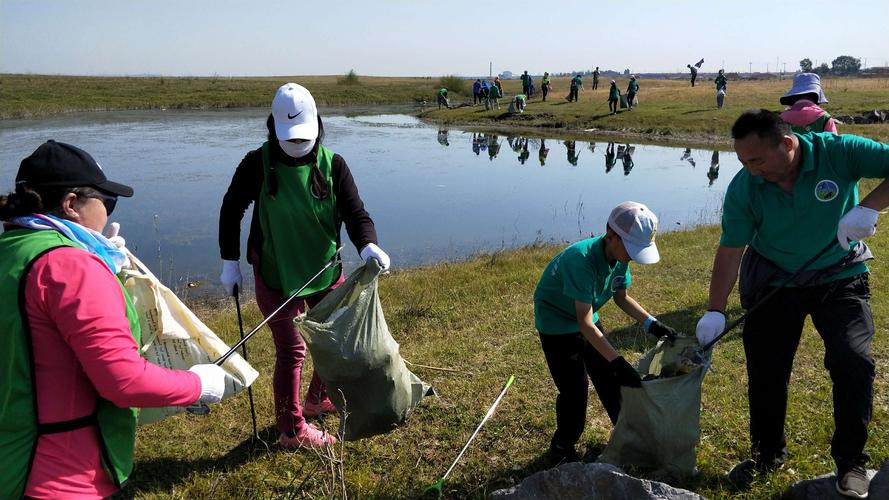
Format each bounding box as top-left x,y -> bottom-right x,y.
9,214 -> 126,274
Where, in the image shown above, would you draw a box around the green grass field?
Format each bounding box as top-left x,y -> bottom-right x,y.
125,180 -> 889,499
0,74 -> 435,119
2,74 -> 886,146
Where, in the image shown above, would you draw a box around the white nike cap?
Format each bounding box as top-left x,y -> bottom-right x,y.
272,83 -> 319,141
607,201 -> 660,264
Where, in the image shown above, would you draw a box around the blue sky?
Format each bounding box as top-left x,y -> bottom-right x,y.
2,0 -> 887,77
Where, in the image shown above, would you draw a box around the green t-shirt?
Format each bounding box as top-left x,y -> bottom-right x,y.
609,85 -> 620,100
720,132 -> 889,282
628,80 -> 639,93
571,76 -> 582,88
534,236 -> 632,334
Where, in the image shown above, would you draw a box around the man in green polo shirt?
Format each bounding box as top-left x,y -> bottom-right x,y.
535,201 -> 679,464
695,109 -> 889,498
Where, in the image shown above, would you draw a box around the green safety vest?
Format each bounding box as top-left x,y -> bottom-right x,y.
790,113 -> 831,134
259,142 -> 341,297
0,229 -> 141,499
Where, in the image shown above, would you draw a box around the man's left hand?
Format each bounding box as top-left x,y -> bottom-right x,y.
837,205 -> 878,250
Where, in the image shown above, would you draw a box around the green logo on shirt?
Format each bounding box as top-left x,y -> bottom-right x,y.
814,180 -> 839,202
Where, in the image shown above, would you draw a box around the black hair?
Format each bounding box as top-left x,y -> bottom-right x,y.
264,113 -> 329,200
730,109 -> 792,146
0,184 -> 104,221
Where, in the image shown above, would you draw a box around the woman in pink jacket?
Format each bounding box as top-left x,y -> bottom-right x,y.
0,140 -> 228,500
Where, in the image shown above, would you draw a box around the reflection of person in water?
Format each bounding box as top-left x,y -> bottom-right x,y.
680,147 -> 696,167
518,139 -> 530,165
539,139 -> 550,166
565,140 -> 580,166
707,150 -> 720,186
587,141 -> 597,154
622,144 -> 634,176
488,134 -> 501,160
508,136 -> 522,153
605,142 -> 617,173
472,133 -> 481,156
437,129 -> 449,147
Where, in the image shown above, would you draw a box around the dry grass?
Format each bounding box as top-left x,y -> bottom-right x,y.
421,76 -> 889,144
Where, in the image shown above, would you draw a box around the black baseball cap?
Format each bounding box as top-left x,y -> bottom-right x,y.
16,140 -> 134,197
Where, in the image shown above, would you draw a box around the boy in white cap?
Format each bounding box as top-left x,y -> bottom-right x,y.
534,201 -> 678,464
780,72 -> 838,134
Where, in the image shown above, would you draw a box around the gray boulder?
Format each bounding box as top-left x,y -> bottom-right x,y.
790,461 -> 889,499
490,462 -> 705,500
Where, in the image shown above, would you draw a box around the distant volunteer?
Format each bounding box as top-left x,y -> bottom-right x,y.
780,72 -> 838,134
219,83 -> 389,449
0,141 -> 226,499
534,201 -> 678,464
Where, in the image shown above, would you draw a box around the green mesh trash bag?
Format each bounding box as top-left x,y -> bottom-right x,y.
597,336 -> 711,479
294,259 -> 433,440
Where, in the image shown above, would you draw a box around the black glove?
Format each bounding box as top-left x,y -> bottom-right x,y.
648,320 -> 678,341
610,356 -> 642,388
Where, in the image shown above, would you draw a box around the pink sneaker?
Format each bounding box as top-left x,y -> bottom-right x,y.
278,423 -> 336,449
302,396 -> 338,418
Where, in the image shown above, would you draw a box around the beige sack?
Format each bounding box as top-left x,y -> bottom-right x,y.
119,249 -> 259,425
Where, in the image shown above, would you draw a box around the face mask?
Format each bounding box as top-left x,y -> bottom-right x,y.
279,139 -> 315,158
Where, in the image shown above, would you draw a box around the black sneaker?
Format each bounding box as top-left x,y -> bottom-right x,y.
547,443 -> 578,466
727,458 -> 780,488
836,465 -> 869,499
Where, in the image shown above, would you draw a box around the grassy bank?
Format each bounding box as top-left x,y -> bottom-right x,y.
129,208 -> 889,498
3,74 -> 886,147
420,77 -> 889,145
0,74 -> 436,119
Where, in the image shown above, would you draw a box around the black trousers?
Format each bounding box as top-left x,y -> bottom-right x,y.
742,274 -> 874,470
568,87 -> 579,102
539,322 -> 622,449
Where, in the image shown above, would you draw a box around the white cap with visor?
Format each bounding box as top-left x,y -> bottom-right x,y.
607,201 -> 660,264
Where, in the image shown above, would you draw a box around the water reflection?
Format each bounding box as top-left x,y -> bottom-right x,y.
605,142 -> 617,173
680,147 -> 696,167
487,134 -> 501,161
564,140 -> 580,166
620,144 -> 635,176
708,150 -> 720,186
539,139 -> 550,166
435,129 -> 727,188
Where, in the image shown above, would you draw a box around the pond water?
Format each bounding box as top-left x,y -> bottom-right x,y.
1,109 -> 741,295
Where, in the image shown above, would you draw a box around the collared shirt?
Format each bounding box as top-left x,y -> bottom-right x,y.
534,236 -> 632,334
720,132 -> 889,281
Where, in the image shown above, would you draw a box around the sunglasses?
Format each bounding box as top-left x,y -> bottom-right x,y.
76,190 -> 118,216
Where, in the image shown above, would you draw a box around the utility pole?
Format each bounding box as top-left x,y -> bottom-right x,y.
489,62 -> 492,79
783,62 -> 787,76
749,62 -> 752,76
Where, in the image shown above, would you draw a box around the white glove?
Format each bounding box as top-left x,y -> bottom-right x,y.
189,364 -> 226,404
360,243 -> 390,271
220,259 -> 242,296
837,205 -> 878,250
103,222 -> 126,249
695,310 -> 726,347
